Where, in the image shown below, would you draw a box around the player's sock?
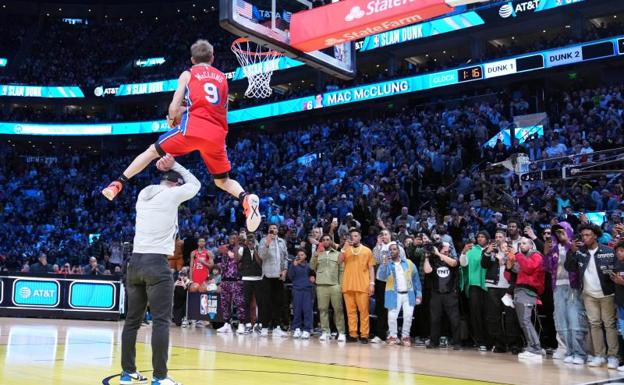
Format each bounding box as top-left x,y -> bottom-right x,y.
238,191 -> 248,204
118,174 -> 130,184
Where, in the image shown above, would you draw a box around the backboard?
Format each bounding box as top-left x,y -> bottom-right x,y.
219,0 -> 356,79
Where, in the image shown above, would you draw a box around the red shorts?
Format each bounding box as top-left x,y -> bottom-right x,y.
156,128 -> 231,176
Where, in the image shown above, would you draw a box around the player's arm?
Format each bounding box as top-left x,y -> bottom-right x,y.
167,71 -> 191,127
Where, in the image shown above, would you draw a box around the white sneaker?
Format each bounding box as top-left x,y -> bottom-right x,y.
236,323 -> 245,335
181,320 -> 189,328
293,328 -> 302,338
243,193 -> 261,232
319,332 -> 329,342
563,355 -> 574,364
194,320 -> 204,328
552,349 -> 567,360
370,336 -> 383,344
501,294 -> 515,308
260,328 -> 269,337
301,331 -> 310,339
217,323 -> 232,334
152,377 -> 182,385
618,364 -> 624,372
608,356 -> 619,369
337,333 -> 346,342
518,351 -> 543,361
573,356 -> 586,365
120,371 -> 148,385
273,327 -> 288,338
588,356 -> 606,367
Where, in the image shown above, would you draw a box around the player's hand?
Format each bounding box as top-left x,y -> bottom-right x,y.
156,154 -> 175,171
166,114 -> 181,128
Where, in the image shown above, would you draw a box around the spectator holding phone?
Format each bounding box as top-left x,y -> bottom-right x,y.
377,242 -> 422,347
258,224 -> 289,337
565,223 -> 618,369
545,222 -> 587,365
509,237 -> 545,362
288,250 -> 314,339
460,230 -> 490,351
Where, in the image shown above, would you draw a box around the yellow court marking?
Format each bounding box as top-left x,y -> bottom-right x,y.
0,341 -> 505,385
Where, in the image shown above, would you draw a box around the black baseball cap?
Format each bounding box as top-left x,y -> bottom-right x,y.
161,171 -> 184,185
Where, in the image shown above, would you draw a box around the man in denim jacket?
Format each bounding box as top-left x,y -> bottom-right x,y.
377,242 -> 422,347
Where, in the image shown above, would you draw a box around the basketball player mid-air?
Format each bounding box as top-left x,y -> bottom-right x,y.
102,39 -> 261,232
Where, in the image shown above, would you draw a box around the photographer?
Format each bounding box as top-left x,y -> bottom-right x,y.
565,224 -> 618,368
424,241 -> 461,349
173,267 -> 191,327
258,224 -> 289,337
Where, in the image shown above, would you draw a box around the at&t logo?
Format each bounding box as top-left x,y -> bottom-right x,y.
20,286 -> 32,299
499,0 -> 540,18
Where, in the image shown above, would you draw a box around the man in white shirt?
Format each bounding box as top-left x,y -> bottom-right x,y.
565,224 -> 618,369
121,155 -> 200,385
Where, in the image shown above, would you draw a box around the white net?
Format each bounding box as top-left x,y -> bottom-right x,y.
231,38 -> 282,99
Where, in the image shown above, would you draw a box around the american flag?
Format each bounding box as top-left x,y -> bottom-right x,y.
236,0 -> 253,19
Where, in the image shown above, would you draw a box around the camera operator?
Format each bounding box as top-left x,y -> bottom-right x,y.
424,241 -> 461,349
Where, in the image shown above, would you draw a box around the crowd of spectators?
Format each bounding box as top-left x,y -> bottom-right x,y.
1,72 -> 624,366
0,7 -> 623,116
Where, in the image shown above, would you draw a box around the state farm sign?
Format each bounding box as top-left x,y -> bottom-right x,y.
290,0 -> 452,52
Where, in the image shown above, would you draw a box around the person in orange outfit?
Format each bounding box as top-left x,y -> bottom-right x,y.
341,228 -> 375,344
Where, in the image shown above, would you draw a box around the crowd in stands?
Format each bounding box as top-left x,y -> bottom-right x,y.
1,6 -> 623,117
1,80 -> 624,362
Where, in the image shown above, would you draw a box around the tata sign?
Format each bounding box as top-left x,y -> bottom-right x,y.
290,0 -> 452,52
12,279 -> 60,307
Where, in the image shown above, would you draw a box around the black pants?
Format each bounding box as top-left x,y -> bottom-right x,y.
172,286 -> 187,326
374,278 -> 387,340
430,291 -> 461,346
469,286 -> 488,346
260,277 -> 284,329
243,280 -> 262,324
121,253 -> 173,379
411,286 -> 431,339
485,287 -> 522,350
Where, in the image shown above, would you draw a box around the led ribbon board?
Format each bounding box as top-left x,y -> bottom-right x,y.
0,35 -> 621,134
0,85 -> 84,98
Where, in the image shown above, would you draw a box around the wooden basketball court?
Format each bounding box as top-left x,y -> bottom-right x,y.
0,317 -> 621,385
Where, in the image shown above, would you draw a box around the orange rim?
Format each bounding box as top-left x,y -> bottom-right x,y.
231,37 -> 282,57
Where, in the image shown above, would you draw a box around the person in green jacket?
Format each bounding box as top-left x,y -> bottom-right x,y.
460,230 -> 490,351
310,234 -> 346,342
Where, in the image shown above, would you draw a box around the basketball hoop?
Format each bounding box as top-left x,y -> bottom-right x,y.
231,37 -> 282,99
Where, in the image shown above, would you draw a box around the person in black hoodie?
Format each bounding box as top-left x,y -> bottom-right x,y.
239,233 -> 263,334
609,240 -> 624,371
565,223 -> 618,369
481,230 -> 522,354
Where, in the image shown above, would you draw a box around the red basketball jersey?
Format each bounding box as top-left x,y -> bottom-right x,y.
182,64 -> 229,139
191,249 -> 210,284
